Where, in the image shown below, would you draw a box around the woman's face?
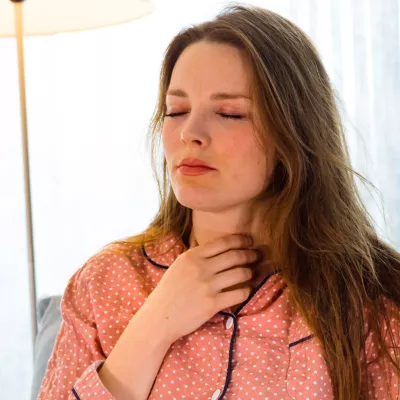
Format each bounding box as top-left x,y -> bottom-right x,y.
162,41 -> 276,213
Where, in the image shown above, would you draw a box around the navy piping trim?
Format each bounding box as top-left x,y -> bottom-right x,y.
217,270 -> 281,399
288,334 -> 314,348
227,269 -> 281,317
142,244 -> 169,269
71,387 -> 80,400
218,315 -> 238,399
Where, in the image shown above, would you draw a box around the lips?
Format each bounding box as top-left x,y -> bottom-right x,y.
178,165 -> 215,176
178,158 -> 215,169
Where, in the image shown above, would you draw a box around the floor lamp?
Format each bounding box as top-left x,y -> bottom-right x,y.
0,0 -> 155,355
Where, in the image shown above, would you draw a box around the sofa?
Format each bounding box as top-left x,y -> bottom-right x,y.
31,295 -> 63,400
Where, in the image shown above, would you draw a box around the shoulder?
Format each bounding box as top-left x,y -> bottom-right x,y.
59,241 -> 155,331
62,233 -> 185,310
60,230 -> 185,319
66,241 -> 156,298
79,232 -> 184,284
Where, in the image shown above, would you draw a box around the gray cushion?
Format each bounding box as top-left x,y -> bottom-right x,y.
31,295 -> 63,400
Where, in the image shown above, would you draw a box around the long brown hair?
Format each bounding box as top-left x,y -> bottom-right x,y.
109,4 -> 400,398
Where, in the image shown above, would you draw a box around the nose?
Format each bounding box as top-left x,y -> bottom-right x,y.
181,131 -> 208,146
180,112 -> 211,147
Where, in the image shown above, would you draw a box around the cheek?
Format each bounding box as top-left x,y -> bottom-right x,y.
162,126 -> 179,160
161,129 -> 169,154
221,135 -> 267,180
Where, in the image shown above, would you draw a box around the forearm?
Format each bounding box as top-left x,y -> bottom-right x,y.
98,304 -> 174,400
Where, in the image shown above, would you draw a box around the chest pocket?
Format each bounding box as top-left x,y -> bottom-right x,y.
286,322 -> 334,399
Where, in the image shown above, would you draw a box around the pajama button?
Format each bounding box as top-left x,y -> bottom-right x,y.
211,389 -> 221,400
225,316 -> 234,329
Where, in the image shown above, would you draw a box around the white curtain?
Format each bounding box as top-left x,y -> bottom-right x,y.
288,0 -> 400,249
0,0 -> 399,397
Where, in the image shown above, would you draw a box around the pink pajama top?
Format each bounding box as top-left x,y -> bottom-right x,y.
38,232 -> 400,399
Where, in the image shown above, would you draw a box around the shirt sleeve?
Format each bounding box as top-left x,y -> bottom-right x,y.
363,298 -> 400,399
37,258 -> 116,400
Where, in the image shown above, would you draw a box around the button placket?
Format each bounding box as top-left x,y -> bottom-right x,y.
217,313 -> 237,399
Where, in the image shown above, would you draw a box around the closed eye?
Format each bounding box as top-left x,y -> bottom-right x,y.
165,112 -> 244,120
219,113 -> 244,120
165,112 -> 187,118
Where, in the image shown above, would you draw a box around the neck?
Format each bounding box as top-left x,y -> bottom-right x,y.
186,207 -> 274,283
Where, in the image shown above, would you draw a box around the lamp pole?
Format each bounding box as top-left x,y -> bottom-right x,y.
11,0 -> 38,353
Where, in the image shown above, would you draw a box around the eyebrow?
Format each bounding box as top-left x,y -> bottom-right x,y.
166,88 -> 251,100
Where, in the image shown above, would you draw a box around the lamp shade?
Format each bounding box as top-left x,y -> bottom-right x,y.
0,0 -> 155,37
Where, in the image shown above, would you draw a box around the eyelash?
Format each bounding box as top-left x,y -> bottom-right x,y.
165,112 -> 244,120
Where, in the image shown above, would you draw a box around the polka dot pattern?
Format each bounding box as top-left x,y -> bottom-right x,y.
37,232 -> 400,399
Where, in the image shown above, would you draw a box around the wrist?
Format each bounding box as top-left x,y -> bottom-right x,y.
131,300 -> 177,347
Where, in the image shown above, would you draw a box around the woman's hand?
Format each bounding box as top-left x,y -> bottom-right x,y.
141,234 -> 262,343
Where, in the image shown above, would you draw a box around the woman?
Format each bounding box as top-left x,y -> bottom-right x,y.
38,4 -> 400,400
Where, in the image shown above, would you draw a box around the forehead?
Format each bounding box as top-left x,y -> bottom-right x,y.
169,41 -> 253,94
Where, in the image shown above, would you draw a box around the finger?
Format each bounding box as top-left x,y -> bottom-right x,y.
198,234 -> 253,259
216,287 -> 252,310
211,267 -> 253,293
210,248 -> 260,274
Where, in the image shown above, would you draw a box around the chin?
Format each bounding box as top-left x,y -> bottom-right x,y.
176,196 -> 236,213
175,194 -> 214,210
177,199 -> 217,212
